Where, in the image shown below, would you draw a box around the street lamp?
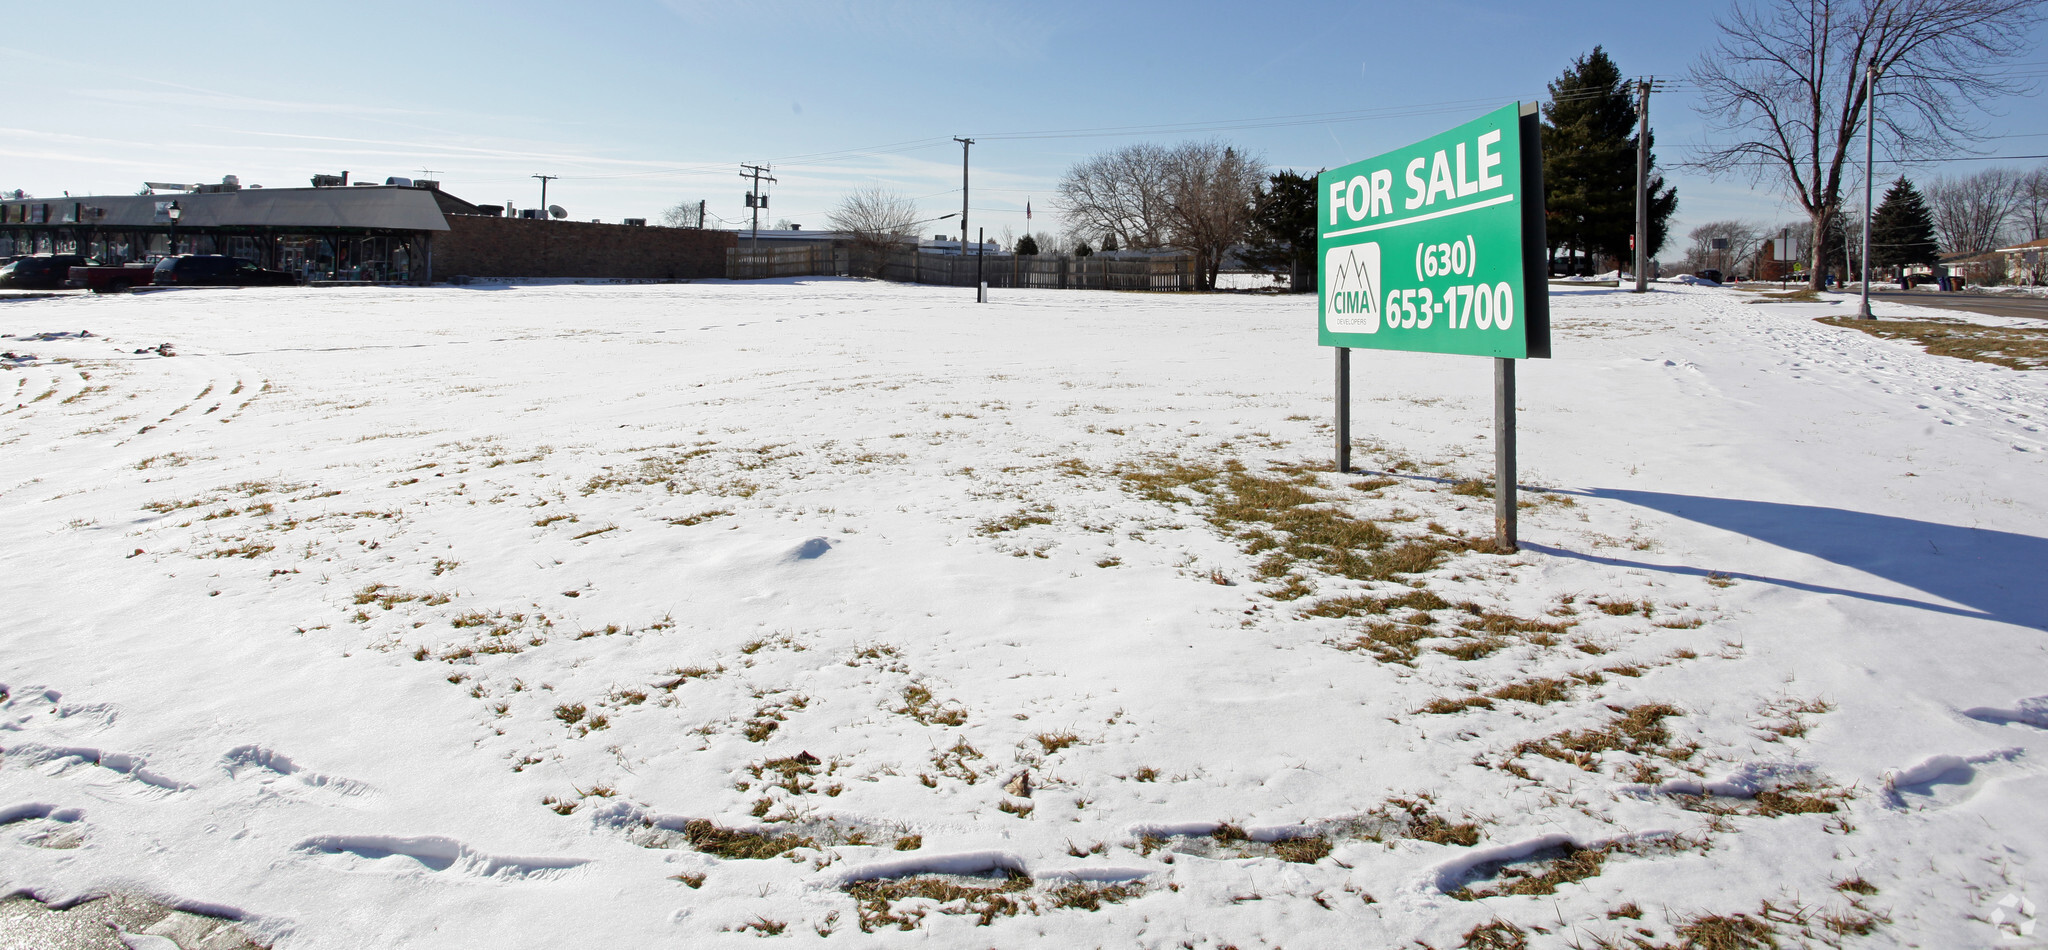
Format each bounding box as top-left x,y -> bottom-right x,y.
1859,60 -> 1881,320
166,201 -> 183,258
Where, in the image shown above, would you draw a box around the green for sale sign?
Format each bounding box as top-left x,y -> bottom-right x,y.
1318,102 -> 1549,358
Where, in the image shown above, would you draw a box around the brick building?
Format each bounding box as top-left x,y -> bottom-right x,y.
0,180 -> 732,283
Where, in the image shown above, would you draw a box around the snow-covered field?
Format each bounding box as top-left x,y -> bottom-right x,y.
1,279 -> 2043,948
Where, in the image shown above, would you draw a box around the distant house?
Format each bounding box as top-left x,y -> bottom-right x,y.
1938,250 -> 2006,285
917,237 -> 1001,256
1994,236 -> 2048,285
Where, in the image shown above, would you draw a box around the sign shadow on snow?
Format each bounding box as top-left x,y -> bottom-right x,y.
1525,488 -> 2048,631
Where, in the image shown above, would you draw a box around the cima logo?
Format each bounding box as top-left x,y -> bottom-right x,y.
1324,242 -> 1381,334
1993,892 -> 2037,939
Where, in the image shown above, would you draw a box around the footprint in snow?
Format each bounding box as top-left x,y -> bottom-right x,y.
1885,748 -> 2026,808
786,537 -> 832,560
295,833 -> 588,880
1962,696 -> 2048,730
220,745 -> 373,797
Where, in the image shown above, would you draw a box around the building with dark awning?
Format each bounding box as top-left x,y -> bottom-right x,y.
1,183 -> 451,283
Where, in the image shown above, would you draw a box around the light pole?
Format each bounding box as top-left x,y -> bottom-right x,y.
1860,60 -> 1880,320
166,201 -> 182,258
531,174 -> 557,217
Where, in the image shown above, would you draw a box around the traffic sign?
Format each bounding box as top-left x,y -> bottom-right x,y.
1318,103 -> 1549,359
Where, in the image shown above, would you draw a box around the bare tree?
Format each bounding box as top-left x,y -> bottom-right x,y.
2012,166 -> 2048,242
1054,143 -> 1173,250
1055,140 -> 1265,290
1928,167 -> 2027,253
1160,141 -> 1267,290
826,185 -> 918,278
1030,231 -> 1069,256
1684,220 -> 1767,274
1690,0 -> 2044,290
660,199 -> 705,228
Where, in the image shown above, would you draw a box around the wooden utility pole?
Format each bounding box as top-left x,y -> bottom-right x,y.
953,137 -> 974,258
740,163 -> 776,262
1633,79 -> 1653,293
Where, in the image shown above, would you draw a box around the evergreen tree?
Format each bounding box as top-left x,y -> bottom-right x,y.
1870,177 -> 1940,273
1015,234 -> 1040,255
1073,240 -> 1093,257
1542,47 -> 1677,273
1100,233 -> 1119,252
1237,170 -> 1321,293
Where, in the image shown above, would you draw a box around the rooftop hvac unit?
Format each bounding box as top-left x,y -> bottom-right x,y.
623,218 -> 647,226
414,180 -> 439,190
310,174 -> 345,187
385,177 -> 413,187
520,209 -> 546,219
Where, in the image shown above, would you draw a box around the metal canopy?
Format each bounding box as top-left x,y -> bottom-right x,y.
4,186 -> 450,231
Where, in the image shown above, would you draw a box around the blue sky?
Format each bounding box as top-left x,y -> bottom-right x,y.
7,0 -> 2047,252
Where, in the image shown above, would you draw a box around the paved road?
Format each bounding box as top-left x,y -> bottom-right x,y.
1862,289 -> 2048,321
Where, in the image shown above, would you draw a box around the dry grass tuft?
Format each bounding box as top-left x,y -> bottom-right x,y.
896,683 -> 968,726
1420,695 -> 1495,715
845,870 -> 1033,931
682,819 -> 812,859
1301,589 -> 1451,619
1045,881 -> 1143,911
1034,731 -> 1081,754
1487,677 -> 1574,705
1329,620 -> 1437,665
1270,834 -> 1333,864
1458,919 -> 1528,949
1450,843 -> 1609,900
1513,703 -> 1693,774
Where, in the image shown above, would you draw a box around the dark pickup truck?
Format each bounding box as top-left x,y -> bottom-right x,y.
153,255 -> 298,287
68,263 -> 159,293
0,254 -> 95,289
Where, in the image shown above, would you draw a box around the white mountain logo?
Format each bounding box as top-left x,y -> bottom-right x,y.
1324,243 -> 1381,334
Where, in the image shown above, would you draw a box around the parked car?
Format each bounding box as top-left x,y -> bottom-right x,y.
152,255 -> 297,287
0,254 -> 96,289
68,262 -> 159,293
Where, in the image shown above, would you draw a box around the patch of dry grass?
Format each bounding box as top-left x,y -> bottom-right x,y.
1513,703 -> 1694,775
681,819 -> 812,859
1818,315 -> 2048,371
845,870 -> 1034,931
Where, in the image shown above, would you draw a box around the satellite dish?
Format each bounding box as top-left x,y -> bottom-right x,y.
548,205 -> 567,219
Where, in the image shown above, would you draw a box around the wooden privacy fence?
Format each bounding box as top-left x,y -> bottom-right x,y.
727,245 -> 1197,291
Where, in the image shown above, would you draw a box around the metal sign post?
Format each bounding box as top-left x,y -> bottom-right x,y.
1335,347 -> 1351,472
1317,103 -> 1550,552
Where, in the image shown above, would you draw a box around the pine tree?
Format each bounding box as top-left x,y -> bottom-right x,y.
1101,233 -> 1119,252
1073,240 -> 1093,257
1015,234 -> 1040,255
1542,47 -> 1677,274
1237,170 -> 1321,293
1870,177 -> 1939,275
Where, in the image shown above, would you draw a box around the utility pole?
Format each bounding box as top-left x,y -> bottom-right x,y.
953,137 -> 974,257
1633,78 -> 1661,293
1860,60 -> 1880,319
740,163 -> 776,260
531,174 -> 557,216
